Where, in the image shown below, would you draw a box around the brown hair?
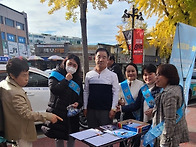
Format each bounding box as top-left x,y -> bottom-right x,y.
6,57 -> 29,78
157,64 -> 179,85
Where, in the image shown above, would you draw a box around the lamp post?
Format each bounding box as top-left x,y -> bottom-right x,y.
122,5 -> 144,63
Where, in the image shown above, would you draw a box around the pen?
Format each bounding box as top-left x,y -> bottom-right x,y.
121,132 -> 128,135
96,133 -> 103,137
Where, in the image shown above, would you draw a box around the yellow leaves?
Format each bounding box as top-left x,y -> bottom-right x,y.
148,17 -> 176,59
115,19 -> 147,54
40,0 -> 46,3
115,25 -> 128,51
41,0 -> 114,21
90,0 -> 114,10
40,0 -> 81,22
132,0 -> 196,60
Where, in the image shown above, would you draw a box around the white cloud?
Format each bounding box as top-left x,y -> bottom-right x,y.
0,0 -> 157,45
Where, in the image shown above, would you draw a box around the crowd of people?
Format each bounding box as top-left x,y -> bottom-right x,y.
0,47 -> 189,147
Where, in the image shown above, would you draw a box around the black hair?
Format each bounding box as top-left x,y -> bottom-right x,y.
157,64 -> 179,85
6,57 -> 29,78
61,54 -> 81,77
95,48 -> 109,57
142,64 -> 157,75
109,55 -> 115,61
124,62 -> 138,76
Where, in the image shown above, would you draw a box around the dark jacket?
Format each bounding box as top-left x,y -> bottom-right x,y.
122,86 -> 161,122
41,65 -> 83,140
109,63 -> 124,83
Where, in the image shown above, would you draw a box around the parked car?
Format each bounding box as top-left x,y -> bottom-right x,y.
0,64 -> 88,127
0,64 -> 50,124
189,70 -> 196,101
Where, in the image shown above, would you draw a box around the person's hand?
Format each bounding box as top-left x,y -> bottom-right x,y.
50,114 -> 63,124
116,105 -> 121,112
118,98 -> 125,106
83,109 -> 87,117
71,102 -> 79,108
144,108 -> 153,117
109,109 -> 116,119
65,73 -> 73,81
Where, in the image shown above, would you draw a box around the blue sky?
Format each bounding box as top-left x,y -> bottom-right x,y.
0,0 -> 157,45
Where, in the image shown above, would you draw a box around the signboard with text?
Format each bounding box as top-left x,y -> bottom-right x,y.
7,41 -> 19,57
18,43 -> 28,57
123,29 -> 144,64
35,44 -> 69,56
133,29 -> 144,64
170,23 -> 196,105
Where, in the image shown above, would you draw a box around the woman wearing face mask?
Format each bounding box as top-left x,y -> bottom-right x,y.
41,54 -> 83,147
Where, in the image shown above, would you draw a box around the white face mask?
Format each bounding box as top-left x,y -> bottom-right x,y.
66,66 -> 77,74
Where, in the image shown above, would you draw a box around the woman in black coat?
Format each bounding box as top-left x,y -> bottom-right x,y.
42,54 -> 83,147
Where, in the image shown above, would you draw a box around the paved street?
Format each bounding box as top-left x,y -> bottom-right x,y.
7,100 -> 196,147
179,100 -> 196,147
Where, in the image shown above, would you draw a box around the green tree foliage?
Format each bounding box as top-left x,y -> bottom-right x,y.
134,0 -> 196,59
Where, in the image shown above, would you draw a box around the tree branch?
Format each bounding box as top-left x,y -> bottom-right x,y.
161,0 -> 170,16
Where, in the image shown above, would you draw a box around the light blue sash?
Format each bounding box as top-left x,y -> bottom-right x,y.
141,84 -> 155,108
143,102 -> 184,147
120,80 -> 135,104
120,80 -> 140,120
49,71 -> 80,95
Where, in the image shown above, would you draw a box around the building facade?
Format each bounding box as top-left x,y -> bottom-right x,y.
0,3 -> 29,58
29,33 -> 82,55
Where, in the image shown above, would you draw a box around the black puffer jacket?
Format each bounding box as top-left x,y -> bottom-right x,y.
41,65 -> 83,140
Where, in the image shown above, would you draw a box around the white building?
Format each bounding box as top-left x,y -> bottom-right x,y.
29,33 -> 82,54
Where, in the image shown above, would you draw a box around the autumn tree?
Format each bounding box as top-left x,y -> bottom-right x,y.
115,9 -> 148,55
134,0 -> 196,60
40,0 -> 114,79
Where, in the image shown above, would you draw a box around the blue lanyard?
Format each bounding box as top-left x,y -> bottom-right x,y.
49,71 -> 80,95
141,84 -> 155,108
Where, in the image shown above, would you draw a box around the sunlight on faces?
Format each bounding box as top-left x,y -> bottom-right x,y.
125,65 -> 137,81
10,71 -> 29,87
143,70 -> 156,85
95,51 -> 108,70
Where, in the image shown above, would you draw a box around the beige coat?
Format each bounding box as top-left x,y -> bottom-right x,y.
0,76 -> 53,142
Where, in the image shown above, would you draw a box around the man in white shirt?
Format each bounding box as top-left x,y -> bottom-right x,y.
83,48 -> 119,128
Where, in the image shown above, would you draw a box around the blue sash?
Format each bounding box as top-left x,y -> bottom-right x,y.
49,71 -> 80,95
141,84 -> 155,108
143,101 -> 185,147
120,80 -> 140,120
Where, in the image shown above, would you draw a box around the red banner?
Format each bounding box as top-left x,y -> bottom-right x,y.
133,29 -> 144,64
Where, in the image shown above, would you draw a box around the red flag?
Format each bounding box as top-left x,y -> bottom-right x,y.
133,29 -> 144,64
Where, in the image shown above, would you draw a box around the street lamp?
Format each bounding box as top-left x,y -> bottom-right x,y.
122,5 -> 144,63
